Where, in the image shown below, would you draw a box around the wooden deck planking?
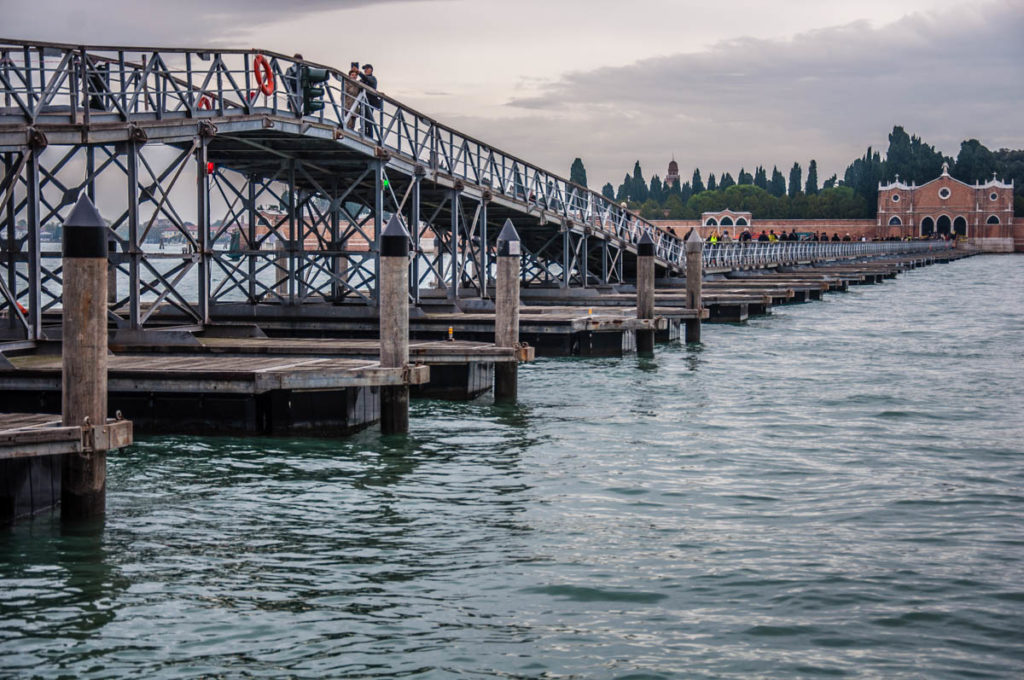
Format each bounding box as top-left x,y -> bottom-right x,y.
0,354 -> 429,394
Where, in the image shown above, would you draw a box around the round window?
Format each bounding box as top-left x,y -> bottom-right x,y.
990,192 -> 998,201
892,194 -> 900,202
938,187 -> 951,199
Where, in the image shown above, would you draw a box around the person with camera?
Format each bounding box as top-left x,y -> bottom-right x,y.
357,63 -> 381,138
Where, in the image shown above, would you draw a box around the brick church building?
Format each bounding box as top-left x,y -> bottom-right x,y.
653,160 -> 1019,252
877,162 -> 1015,251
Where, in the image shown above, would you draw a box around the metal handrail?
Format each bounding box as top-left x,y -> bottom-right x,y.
0,39 -> 956,271
0,40 -> 678,261
701,240 -> 953,269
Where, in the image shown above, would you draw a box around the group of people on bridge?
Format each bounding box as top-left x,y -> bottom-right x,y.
705,229 -> 856,244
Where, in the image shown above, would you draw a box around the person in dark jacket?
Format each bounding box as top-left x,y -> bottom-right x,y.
284,54 -> 303,115
757,230 -> 769,242
831,233 -> 841,242
358,63 -> 381,137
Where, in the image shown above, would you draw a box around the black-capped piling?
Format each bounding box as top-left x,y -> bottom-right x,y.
685,229 -> 703,343
636,230 -> 656,355
494,219 -> 521,402
60,194 -> 109,521
379,214 -> 411,434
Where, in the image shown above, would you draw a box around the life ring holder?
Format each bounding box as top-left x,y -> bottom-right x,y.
253,54 -> 274,96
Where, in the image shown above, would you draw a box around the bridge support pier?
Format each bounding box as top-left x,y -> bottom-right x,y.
636,231 -> 655,356
60,195 -> 109,521
494,219 -> 521,402
379,215 -> 411,435
685,230 -> 704,344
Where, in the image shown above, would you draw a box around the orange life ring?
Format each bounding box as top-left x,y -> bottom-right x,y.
198,94 -> 213,110
253,55 -> 274,96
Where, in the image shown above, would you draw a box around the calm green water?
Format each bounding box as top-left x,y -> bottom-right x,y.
3,255 -> 1023,679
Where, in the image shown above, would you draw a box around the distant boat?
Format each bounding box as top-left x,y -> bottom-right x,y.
227,230 -> 243,260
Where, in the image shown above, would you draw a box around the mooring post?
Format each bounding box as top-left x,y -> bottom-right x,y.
636,230 -> 656,355
494,219 -> 521,402
61,194 -> 108,520
106,236 -> 117,305
274,237 -> 288,299
685,229 -> 704,343
379,214 -> 410,434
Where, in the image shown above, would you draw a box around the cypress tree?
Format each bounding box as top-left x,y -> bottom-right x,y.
788,162 -> 802,198
719,172 -> 736,189
738,168 -> 753,185
616,173 -> 631,202
805,160 -> 819,195
570,157 -> 588,188
754,165 -> 768,190
631,161 -> 648,202
691,169 -> 705,194
649,175 -> 664,204
953,139 -> 997,184
601,182 -> 615,200
707,173 -> 717,191
769,166 -> 786,197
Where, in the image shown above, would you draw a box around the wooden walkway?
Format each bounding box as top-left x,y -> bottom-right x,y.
0,354 -> 428,393
0,356 -> 430,436
111,337 -> 525,365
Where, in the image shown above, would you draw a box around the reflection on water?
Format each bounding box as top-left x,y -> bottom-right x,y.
2,255 -> 1024,678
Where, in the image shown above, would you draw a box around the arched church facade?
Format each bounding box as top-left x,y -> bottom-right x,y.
877,163 -> 1015,252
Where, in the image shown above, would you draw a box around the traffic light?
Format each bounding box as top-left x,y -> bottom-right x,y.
301,66 -> 329,115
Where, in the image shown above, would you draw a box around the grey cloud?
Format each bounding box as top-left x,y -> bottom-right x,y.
501,2 -> 1024,185
1,0 -> 434,46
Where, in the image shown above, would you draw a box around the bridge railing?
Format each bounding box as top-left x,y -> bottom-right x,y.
0,39 -> 957,275
702,240 -> 953,269
0,39 -> 685,265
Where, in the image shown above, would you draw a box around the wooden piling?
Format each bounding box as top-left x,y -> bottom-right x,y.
60,194 -> 108,520
636,231 -> 656,355
107,236 -> 117,305
684,229 -> 703,344
274,237 -> 288,299
379,215 -> 410,434
494,219 -> 521,402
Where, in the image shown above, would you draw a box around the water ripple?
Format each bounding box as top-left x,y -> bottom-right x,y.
2,256 -> 1024,678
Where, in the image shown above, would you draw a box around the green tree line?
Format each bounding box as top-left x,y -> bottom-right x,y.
569,126 -> 1024,221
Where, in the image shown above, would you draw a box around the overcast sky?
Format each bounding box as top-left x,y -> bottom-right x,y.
4,0 -> 1022,189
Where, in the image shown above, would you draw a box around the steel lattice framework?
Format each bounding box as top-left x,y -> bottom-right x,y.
0,39 -> 952,340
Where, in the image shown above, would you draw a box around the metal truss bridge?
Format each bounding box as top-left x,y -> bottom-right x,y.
1,39 -> 949,340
